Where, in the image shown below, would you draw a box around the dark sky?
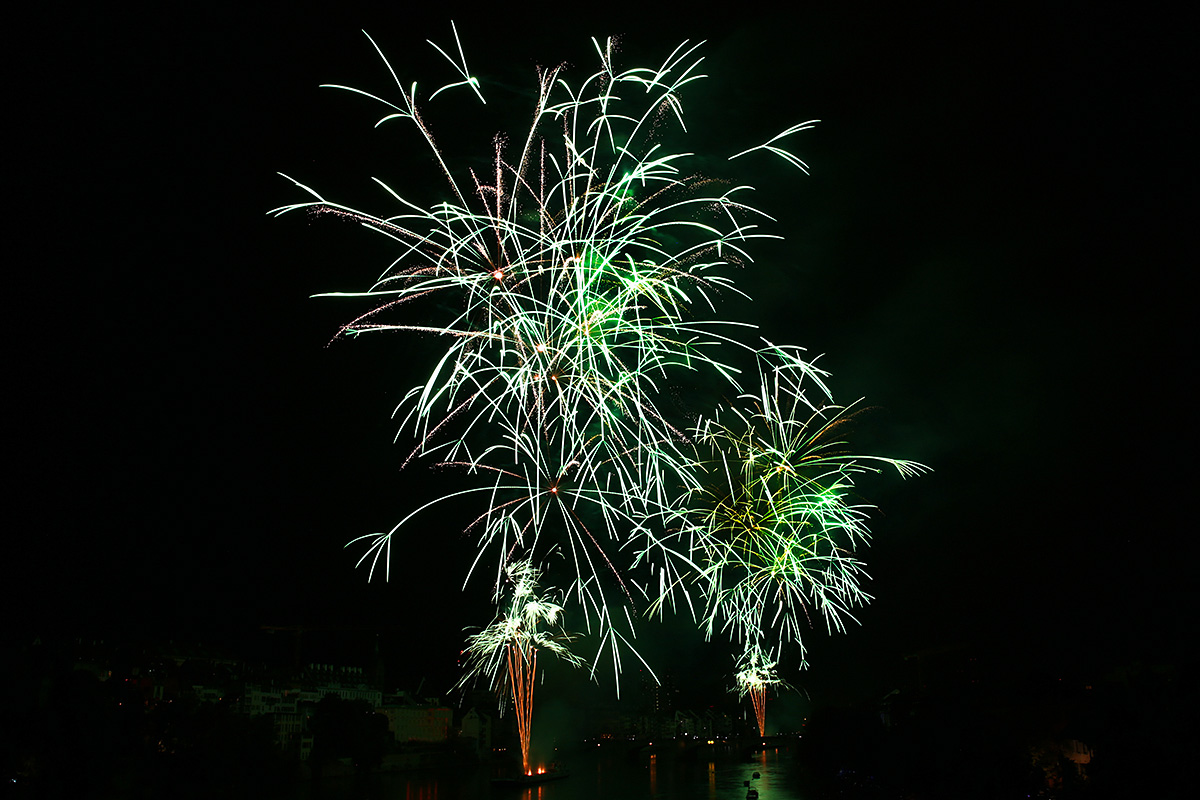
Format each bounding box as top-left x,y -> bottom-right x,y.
11,2 -> 1190,704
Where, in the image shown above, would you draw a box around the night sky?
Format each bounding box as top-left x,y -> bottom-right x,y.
11,2 -> 1190,705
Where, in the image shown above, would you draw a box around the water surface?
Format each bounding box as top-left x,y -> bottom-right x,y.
303,744 -> 809,800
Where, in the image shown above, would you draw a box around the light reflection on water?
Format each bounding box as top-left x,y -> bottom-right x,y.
301,744 -> 808,800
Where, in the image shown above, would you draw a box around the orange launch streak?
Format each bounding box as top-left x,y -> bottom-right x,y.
750,685 -> 766,736
508,643 -> 537,774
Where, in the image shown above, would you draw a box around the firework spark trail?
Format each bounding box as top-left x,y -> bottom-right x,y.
734,641 -> 784,737
507,642 -> 536,774
275,25 -> 927,694
676,351 -> 930,660
750,685 -> 767,736
273,31 -> 766,466
460,561 -> 580,774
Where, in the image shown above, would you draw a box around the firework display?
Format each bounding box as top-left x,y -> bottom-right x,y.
273,25 -> 925,734
459,561 -> 580,773
734,641 -> 785,737
682,351 -> 927,657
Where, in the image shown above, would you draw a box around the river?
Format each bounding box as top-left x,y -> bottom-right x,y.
300,742 -> 810,800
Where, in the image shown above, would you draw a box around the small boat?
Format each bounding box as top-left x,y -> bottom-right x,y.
492,766 -> 570,787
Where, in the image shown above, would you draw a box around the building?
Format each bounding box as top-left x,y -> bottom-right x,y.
460,707 -> 493,755
378,693 -> 452,743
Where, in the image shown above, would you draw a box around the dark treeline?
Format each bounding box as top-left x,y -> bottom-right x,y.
2,653 -> 297,798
